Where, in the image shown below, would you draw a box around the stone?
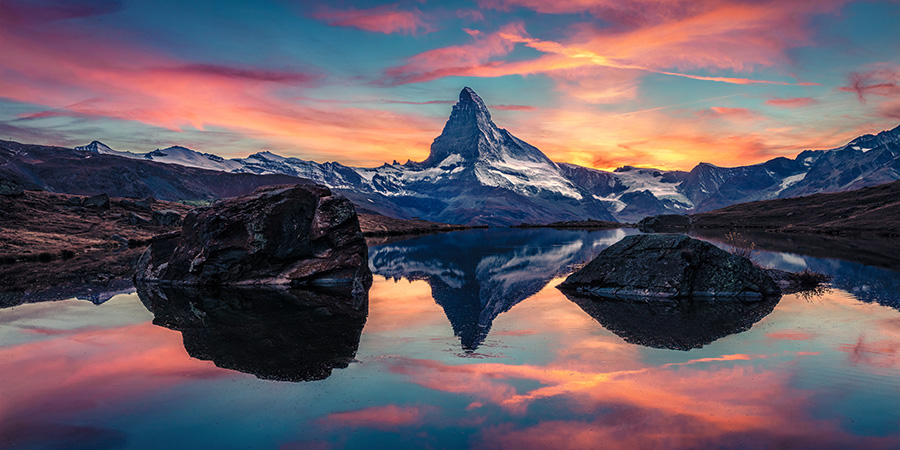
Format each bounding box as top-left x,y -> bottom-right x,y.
127,212 -> 151,225
151,209 -> 182,227
0,178 -> 24,196
558,234 -> 780,300
120,198 -> 153,212
638,214 -> 692,231
82,193 -> 110,209
135,184 -> 372,288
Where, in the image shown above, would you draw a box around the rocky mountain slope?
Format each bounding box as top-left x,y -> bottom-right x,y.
0,140 -> 312,201
688,179 -> 900,234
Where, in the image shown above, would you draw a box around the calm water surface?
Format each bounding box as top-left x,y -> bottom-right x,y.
2,228 -> 899,449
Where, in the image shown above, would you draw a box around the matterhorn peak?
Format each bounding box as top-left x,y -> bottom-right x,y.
457,86 -> 491,121
422,87 -> 554,168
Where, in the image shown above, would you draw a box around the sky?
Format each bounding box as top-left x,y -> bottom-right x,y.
1,0 -> 898,170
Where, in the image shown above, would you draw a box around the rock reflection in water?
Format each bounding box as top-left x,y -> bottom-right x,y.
369,228 -> 633,351
563,293 -> 780,350
136,283 -> 368,382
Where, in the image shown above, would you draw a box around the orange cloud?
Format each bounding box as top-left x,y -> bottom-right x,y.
765,97 -> 818,108
312,5 -> 432,35
0,24 -> 440,165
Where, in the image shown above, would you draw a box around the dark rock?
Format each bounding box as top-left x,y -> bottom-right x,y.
135,184 -> 372,288
120,198 -> 153,212
65,196 -> 83,206
558,234 -> 780,300
136,283 -> 367,381
563,292 -> 780,350
151,209 -> 182,227
83,193 -> 110,209
127,212 -> 151,225
110,234 -> 129,250
0,178 -> 24,196
638,214 -> 693,232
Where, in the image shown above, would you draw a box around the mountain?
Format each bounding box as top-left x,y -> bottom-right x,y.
0,140 -> 311,201
50,88 -> 900,225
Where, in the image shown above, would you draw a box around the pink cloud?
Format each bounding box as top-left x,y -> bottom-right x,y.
381,22 -> 525,85
491,104 -> 538,111
765,97 -> 818,108
0,18 -> 441,165
703,107 -> 763,119
839,67 -> 900,102
312,5 -> 432,35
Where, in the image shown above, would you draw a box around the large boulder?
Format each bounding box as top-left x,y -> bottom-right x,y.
135,184 -> 372,288
558,234 -> 780,300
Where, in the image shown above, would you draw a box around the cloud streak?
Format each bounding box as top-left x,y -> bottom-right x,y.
312,5 -> 432,35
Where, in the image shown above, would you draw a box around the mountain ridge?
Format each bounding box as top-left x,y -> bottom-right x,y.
28,88 -> 900,225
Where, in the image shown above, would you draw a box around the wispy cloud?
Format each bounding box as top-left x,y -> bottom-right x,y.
312,4 -> 432,35
765,97 -> 818,108
839,67 -> 900,102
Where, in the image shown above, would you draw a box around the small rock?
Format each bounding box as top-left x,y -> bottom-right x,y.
0,178 -> 24,196
128,212 -> 152,225
152,209 -> 183,227
65,196 -> 83,206
83,193 -> 110,209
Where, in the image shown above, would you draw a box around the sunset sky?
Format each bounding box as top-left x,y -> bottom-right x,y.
1,0 -> 898,170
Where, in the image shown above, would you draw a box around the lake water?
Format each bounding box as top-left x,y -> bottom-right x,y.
2,228 -> 899,449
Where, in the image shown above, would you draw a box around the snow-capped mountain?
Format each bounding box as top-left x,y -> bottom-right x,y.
73,88 -> 900,225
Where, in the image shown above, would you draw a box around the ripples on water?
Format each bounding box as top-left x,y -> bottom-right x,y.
1,228 -> 898,449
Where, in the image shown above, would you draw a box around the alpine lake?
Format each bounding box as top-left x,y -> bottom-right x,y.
2,228 -> 899,449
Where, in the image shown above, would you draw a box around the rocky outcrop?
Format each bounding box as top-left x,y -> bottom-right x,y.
82,193 -> 110,209
637,214 -> 692,232
558,234 -> 780,300
135,184 -> 372,288
151,209 -> 182,227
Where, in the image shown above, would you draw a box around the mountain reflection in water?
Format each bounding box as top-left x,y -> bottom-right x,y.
368,228 -> 634,350
136,284 -> 368,382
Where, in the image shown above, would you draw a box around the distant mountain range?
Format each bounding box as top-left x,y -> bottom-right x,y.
6,87 -> 900,225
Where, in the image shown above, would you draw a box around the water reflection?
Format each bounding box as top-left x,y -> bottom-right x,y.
562,293 -> 780,350
136,284 -> 368,382
368,228 -> 633,350
694,231 -> 900,310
